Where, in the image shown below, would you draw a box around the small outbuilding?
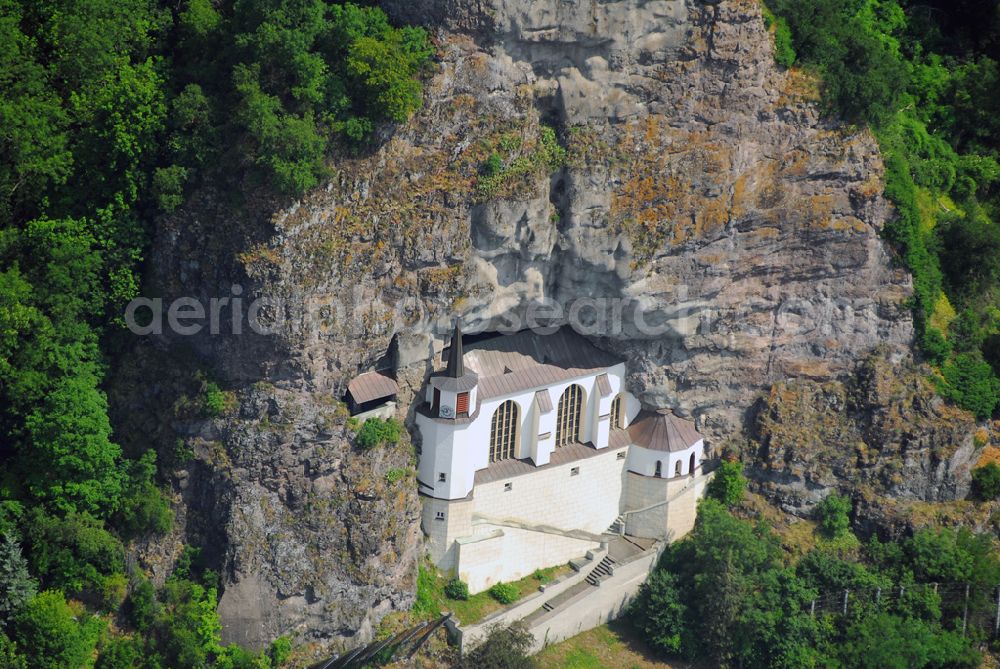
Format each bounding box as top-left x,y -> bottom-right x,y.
345,371 -> 399,417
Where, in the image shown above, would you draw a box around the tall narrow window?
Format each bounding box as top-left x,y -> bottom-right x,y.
489,400 -> 520,463
431,388 -> 441,413
689,452 -> 696,475
674,460 -> 683,477
655,461 -> 662,477
456,392 -> 470,416
555,384 -> 584,447
610,394 -> 624,430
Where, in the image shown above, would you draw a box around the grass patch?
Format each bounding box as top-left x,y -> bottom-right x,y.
536,622 -> 700,669
474,124 -> 566,201
415,562 -> 572,625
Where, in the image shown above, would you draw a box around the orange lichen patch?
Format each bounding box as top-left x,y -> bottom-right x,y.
730,172 -> 755,219
781,360 -> 834,379
811,216 -> 868,234
750,226 -> 781,239
808,194 -> 837,218
780,150 -> 812,179
695,253 -> 727,266
467,52 -> 490,73
694,195 -> 730,237
853,173 -> 883,200
609,115 -> 744,261
776,67 -> 821,106
417,265 -> 464,297
976,445 -> 1000,467
238,243 -> 283,273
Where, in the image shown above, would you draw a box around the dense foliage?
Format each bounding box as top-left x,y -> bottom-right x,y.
355,416 -> 404,449
444,578 -> 470,601
0,0 -> 430,665
768,0 -> 1000,419
488,582 -> 520,605
705,460 -> 747,507
971,461 -> 1000,500
460,621 -> 536,669
629,498 -> 996,668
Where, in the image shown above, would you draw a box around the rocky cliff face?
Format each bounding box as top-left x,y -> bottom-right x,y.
744,350 -> 979,516
123,0 -> 920,653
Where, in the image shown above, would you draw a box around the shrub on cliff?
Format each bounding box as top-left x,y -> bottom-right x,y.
444,578 -> 469,601
705,461 -> 746,507
355,417 -> 403,449
815,492 -> 852,539
762,4 -> 796,68
971,462 -> 1000,500
627,569 -> 686,655
461,621 -> 535,669
14,590 -> 100,669
939,353 -> 1000,419
488,582 -> 519,605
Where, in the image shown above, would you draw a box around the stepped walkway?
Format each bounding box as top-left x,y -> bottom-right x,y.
448,516 -> 665,655
524,533 -> 655,625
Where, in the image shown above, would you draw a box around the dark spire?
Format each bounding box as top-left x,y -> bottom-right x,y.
445,321 -> 464,378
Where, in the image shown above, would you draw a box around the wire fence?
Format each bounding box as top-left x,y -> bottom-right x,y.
803,582 -> 1000,638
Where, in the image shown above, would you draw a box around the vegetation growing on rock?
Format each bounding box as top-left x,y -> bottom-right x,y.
628,497 -> 993,668
768,0 -> 1000,419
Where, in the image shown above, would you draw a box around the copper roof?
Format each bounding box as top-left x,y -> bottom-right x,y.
627,409 -> 703,453
474,440 -> 623,485
464,327 -> 621,400
347,371 -> 398,404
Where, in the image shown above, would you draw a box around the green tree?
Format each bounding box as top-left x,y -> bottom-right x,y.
939,353 -> 1000,418
0,532 -> 36,621
95,636 -> 144,669
23,510 -> 125,597
0,632 -> 26,669
13,590 -> 100,669
705,460 -> 747,507
814,492 -> 851,539
461,621 -> 536,669
628,568 -> 687,655
971,462 -> 1000,500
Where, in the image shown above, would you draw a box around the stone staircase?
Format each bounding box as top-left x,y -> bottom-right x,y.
584,554 -> 618,586
607,515 -> 625,536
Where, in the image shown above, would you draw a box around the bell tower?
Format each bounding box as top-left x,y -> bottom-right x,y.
427,321 -> 478,419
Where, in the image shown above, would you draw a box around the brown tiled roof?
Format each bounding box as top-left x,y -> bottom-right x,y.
627,409 -> 703,453
608,428 -> 631,449
534,389 -> 553,413
596,373 -> 612,397
464,328 -> 621,400
347,371 -> 398,404
429,371 -> 478,392
474,440 -> 624,485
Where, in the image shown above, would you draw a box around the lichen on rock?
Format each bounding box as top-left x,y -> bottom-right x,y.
121,0 -> 925,655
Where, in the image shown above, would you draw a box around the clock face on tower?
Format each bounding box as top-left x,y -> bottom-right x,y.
440,405 -> 454,418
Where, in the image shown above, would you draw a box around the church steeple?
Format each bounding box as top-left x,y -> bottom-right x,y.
445,321 -> 464,378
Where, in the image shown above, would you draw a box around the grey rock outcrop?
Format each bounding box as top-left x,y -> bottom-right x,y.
745,351 -> 979,516
126,0 -> 918,653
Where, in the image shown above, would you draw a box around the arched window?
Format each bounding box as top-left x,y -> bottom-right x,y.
489,400 -> 520,463
556,385 -> 584,447
674,460 -> 683,477
689,452 -> 696,475
655,461 -> 662,478
610,394 -> 624,430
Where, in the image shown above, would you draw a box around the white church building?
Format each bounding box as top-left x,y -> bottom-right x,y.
413,324 -> 712,593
